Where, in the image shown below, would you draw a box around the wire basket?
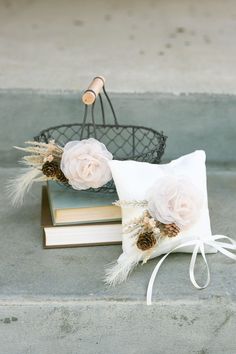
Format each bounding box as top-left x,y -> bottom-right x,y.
34,76 -> 167,192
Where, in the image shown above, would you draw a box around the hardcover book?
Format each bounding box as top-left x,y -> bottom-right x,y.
41,187 -> 122,248
47,181 -> 121,225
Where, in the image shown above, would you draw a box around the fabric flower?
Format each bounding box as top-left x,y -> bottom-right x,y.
147,175 -> 203,228
60,138 -> 113,190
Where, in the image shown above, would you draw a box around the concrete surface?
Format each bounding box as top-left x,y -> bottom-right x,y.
1,0 -> 236,351
0,303 -> 235,354
0,167 -> 236,353
1,90 -> 236,167
1,0 -> 236,93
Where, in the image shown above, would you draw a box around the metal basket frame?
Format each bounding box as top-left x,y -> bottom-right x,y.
34,86 -> 167,192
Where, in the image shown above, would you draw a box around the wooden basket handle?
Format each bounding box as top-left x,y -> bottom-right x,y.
82,76 -> 105,105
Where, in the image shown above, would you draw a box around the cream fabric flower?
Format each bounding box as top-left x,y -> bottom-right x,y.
147,175 -> 203,228
60,138 -> 113,190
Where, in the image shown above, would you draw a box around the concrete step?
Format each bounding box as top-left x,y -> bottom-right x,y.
1,90 -> 236,353
0,167 -> 236,354
1,0 -> 236,94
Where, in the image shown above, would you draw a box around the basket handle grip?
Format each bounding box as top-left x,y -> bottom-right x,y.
82,76 -> 105,105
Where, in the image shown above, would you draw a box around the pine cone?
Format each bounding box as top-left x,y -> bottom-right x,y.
56,169 -> 68,184
163,223 -> 180,237
42,161 -> 59,177
137,231 -> 157,251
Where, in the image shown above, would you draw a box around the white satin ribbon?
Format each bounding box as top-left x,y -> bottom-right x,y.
146,235 -> 236,305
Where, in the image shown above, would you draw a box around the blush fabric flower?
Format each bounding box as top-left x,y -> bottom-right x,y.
147,175 -> 203,228
60,138 -> 113,190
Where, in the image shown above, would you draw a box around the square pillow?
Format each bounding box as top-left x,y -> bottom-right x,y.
105,150 -> 223,302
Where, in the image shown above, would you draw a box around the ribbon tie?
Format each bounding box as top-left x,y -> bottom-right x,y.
146,235 -> 236,305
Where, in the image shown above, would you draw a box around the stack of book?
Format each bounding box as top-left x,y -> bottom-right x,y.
41,182 -> 122,248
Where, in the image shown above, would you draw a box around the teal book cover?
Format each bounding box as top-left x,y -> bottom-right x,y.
47,181 -> 121,225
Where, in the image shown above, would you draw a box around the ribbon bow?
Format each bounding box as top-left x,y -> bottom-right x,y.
146,235 -> 236,305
